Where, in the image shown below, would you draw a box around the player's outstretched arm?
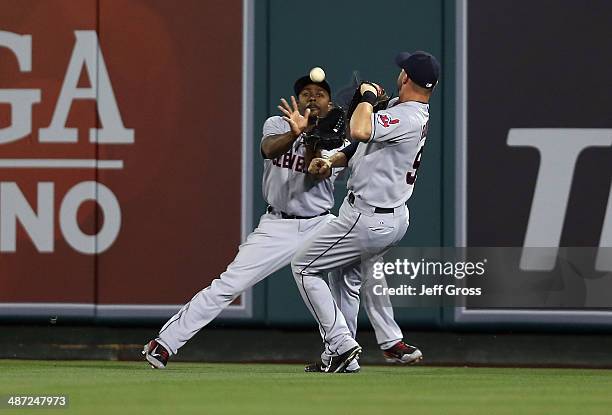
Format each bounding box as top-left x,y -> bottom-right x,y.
326,151 -> 348,168
350,83 -> 379,142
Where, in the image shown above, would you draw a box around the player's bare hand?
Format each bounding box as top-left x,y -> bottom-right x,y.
360,82 -> 382,96
278,96 -> 311,138
308,157 -> 332,179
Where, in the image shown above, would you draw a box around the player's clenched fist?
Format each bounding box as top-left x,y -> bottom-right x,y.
308,157 -> 332,178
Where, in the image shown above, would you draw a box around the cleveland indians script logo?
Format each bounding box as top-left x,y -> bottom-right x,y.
377,114 -> 399,128
272,152 -> 306,173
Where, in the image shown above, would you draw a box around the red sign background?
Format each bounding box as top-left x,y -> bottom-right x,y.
0,0 -> 243,307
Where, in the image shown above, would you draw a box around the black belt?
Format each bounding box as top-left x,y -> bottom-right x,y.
348,192 -> 394,214
267,206 -> 329,220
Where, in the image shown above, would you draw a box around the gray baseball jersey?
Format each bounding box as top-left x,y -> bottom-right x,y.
347,99 -> 429,207
261,116 -> 345,216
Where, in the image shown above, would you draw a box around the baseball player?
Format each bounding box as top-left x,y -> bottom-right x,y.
142,73 -> 414,370
293,51 -> 440,373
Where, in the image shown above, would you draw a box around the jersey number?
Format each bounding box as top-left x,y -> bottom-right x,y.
406,121 -> 429,185
406,146 -> 424,185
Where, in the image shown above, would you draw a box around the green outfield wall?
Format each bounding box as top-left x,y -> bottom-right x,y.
249,0 -> 456,329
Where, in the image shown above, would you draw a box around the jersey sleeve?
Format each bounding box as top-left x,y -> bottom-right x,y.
261,116 -> 290,141
369,107 -> 413,144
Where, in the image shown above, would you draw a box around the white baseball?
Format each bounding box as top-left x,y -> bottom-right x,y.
309,67 -> 325,83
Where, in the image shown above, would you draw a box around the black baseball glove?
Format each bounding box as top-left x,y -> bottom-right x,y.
303,106 -> 346,150
345,82 -> 390,121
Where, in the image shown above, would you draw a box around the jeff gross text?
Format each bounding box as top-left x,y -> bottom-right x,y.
371,259 -> 487,297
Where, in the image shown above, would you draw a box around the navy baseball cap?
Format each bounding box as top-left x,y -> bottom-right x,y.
294,75 -> 331,97
395,51 -> 440,89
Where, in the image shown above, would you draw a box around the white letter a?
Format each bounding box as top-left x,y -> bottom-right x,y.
39,30 -> 134,144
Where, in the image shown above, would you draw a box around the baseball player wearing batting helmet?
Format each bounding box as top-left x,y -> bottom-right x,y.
293,51 -> 440,373
143,72 -> 411,371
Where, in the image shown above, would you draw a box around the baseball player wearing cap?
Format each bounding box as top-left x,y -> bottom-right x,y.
294,51 -> 441,373
142,73 -> 412,370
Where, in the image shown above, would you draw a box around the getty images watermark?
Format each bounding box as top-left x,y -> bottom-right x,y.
371,258 -> 488,297
366,247 -> 612,308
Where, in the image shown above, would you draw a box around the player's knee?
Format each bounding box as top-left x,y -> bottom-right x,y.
210,276 -> 246,298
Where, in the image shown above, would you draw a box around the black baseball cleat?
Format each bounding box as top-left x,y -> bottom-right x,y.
142,339 -> 170,369
322,345 -> 362,373
383,341 -> 423,364
304,362 -> 360,373
304,362 -> 325,372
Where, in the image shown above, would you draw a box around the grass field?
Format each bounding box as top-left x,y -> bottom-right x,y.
1,361 -> 612,415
